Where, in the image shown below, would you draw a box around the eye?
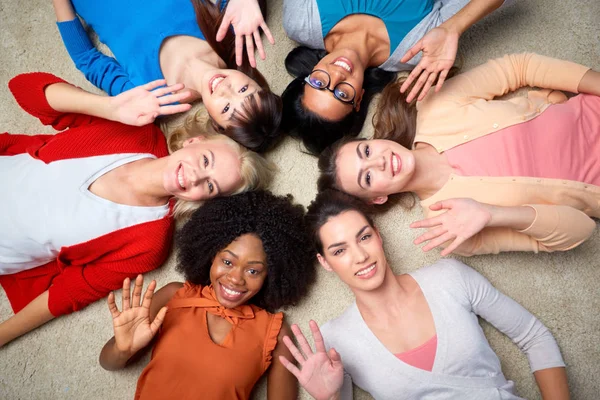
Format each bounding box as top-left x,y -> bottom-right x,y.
239,85 -> 248,93
360,234 -> 372,242
203,155 -> 209,168
222,103 -> 230,114
248,269 -> 259,275
365,171 -> 371,186
208,181 -> 214,194
365,145 -> 370,157
333,248 -> 345,256
222,259 -> 232,266
310,77 -> 325,88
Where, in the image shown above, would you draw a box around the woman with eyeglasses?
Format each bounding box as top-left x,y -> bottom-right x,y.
279,190 -> 569,400
52,0 -> 281,152
0,72 -> 273,348
281,0 -> 511,154
317,53 -> 600,256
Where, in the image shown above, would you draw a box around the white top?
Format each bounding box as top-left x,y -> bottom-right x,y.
321,259 -> 565,400
0,153 -> 169,274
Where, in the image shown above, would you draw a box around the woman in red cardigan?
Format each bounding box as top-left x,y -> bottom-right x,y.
0,72 -> 274,347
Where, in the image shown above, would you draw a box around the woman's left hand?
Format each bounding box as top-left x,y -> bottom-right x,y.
216,0 -> 275,68
410,198 -> 492,256
400,27 -> 460,102
109,80 -> 192,126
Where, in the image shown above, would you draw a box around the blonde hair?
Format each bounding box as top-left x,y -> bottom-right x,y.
167,110 -> 276,219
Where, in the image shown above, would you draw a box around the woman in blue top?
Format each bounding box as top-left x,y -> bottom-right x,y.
281,0 -> 511,154
53,0 -> 281,152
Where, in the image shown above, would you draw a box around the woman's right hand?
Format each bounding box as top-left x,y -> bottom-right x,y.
107,275 -> 167,357
279,320 -> 344,400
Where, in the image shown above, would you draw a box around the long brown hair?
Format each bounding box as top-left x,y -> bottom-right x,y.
191,0 -> 282,152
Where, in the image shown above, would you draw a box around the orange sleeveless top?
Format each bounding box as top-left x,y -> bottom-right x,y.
134,283 -> 283,400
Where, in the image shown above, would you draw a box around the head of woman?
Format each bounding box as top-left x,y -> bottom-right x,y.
305,190 -> 389,291
192,0 -> 282,153
176,191 -> 316,311
281,46 -> 396,155
167,131 -> 275,218
317,78 -> 419,204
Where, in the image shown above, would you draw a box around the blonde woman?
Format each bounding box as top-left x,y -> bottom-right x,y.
0,72 -> 274,347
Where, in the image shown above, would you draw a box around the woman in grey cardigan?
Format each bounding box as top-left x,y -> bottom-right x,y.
281,0 -> 512,155
279,190 -> 569,400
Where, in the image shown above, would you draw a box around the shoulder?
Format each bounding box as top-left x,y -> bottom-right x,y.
410,259 -> 475,295
283,0 -> 324,49
320,303 -> 358,344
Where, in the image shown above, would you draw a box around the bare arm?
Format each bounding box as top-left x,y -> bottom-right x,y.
440,0 -> 506,36
534,367 -> 570,400
0,291 -> 54,347
52,0 -> 76,21
267,321 -> 298,399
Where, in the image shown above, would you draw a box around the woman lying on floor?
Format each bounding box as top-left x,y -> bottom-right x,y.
53,0 -> 281,152
280,189 -> 569,400
99,191 -> 315,399
318,53 -> 600,256
0,72 -> 272,347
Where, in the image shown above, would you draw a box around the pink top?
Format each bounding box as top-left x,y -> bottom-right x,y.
394,335 -> 437,371
444,94 -> 600,185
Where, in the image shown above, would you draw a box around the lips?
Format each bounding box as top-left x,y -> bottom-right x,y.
391,152 -> 402,177
176,164 -> 186,190
218,282 -> 247,302
355,262 -> 377,279
332,57 -> 354,73
209,74 -> 226,94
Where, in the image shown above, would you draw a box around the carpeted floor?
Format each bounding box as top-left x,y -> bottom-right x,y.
1,1 -> 599,399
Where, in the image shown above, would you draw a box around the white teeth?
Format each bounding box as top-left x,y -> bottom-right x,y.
334,60 -> 351,72
392,155 -> 399,173
177,167 -> 185,189
223,287 -> 242,296
211,76 -> 224,93
356,264 -> 375,276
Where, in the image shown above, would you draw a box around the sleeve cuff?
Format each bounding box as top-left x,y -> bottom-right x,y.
57,18 -> 95,56
517,205 -> 556,238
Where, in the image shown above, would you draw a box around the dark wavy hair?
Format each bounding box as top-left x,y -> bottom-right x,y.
281,46 -> 396,155
191,0 -> 283,152
305,189 -> 375,254
176,191 -> 316,312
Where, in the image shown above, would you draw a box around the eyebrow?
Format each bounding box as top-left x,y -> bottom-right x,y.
223,250 -> 266,266
356,143 -> 365,190
355,225 -> 369,239
326,225 -> 370,250
228,90 -> 258,121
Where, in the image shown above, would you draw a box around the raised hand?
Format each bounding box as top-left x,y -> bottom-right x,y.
279,321 -> 344,400
107,275 -> 167,357
399,27 -> 459,102
216,0 -> 275,68
410,198 -> 492,256
109,80 -> 192,126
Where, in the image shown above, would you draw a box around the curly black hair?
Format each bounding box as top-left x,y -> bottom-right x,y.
176,190 -> 316,312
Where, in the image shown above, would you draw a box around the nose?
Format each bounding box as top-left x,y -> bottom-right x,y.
328,70 -> 347,87
354,245 -> 369,265
227,267 -> 245,286
365,155 -> 385,171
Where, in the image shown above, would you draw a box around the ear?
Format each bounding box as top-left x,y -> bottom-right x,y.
316,253 -> 333,272
354,88 -> 366,112
369,195 -> 388,205
182,136 -> 205,147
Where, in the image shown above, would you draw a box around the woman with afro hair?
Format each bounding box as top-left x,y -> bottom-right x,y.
98,190 -> 315,400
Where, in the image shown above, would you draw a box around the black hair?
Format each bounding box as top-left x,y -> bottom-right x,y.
176,191 -> 316,312
305,189 -> 375,254
281,46 -> 396,155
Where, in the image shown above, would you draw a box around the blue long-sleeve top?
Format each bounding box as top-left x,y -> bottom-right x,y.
57,0 -> 206,96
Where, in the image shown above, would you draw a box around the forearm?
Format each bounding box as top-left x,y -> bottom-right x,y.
0,291 -> 54,347
484,204 -> 536,231
577,69 -> 600,96
440,0 -> 505,35
99,337 -> 134,371
534,367 -> 570,400
53,0 -> 76,22
44,83 -> 117,121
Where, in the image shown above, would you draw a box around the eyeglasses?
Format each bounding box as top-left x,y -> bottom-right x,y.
304,69 -> 357,107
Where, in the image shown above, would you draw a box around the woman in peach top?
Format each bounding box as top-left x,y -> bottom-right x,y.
318,53 -> 600,256
98,191 -> 315,399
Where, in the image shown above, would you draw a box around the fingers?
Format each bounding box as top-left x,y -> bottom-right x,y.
410,215 -> 443,229
329,348 -> 342,364
253,30 -> 266,61
309,320 -> 327,353
216,16 -> 232,42
157,104 -> 193,116
141,279 -> 157,309
122,277 -> 131,311
261,22 -> 275,45
414,226 -> 447,245
421,231 -> 455,252
435,69 -> 450,93
278,355 -> 302,379
400,63 -> 423,94
151,83 -> 185,98
282,335 -> 306,365
150,306 -> 168,335
131,275 -> 144,308
440,237 -> 465,257
141,79 -> 167,91
400,41 -> 422,64
245,34 -> 256,68
235,34 -> 244,66
417,71 -> 438,101
406,69 -> 431,103
292,323 -> 315,358
107,292 -> 120,319
157,91 -> 193,106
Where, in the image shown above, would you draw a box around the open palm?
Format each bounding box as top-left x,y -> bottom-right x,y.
279,321 -> 344,400
108,275 -> 167,355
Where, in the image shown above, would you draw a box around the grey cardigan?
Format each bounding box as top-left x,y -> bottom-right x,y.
321,259 -> 565,399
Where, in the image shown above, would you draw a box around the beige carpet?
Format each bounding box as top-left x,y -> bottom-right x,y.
1,1 -> 599,399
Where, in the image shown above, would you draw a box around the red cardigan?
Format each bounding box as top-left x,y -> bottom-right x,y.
0,72 -> 175,317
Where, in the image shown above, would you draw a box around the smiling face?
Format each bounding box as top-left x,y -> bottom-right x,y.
302,49 -> 366,121
163,137 -> 242,201
335,139 -> 416,203
200,69 -> 262,128
317,210 -> 387,292
210,233 -> 268,308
